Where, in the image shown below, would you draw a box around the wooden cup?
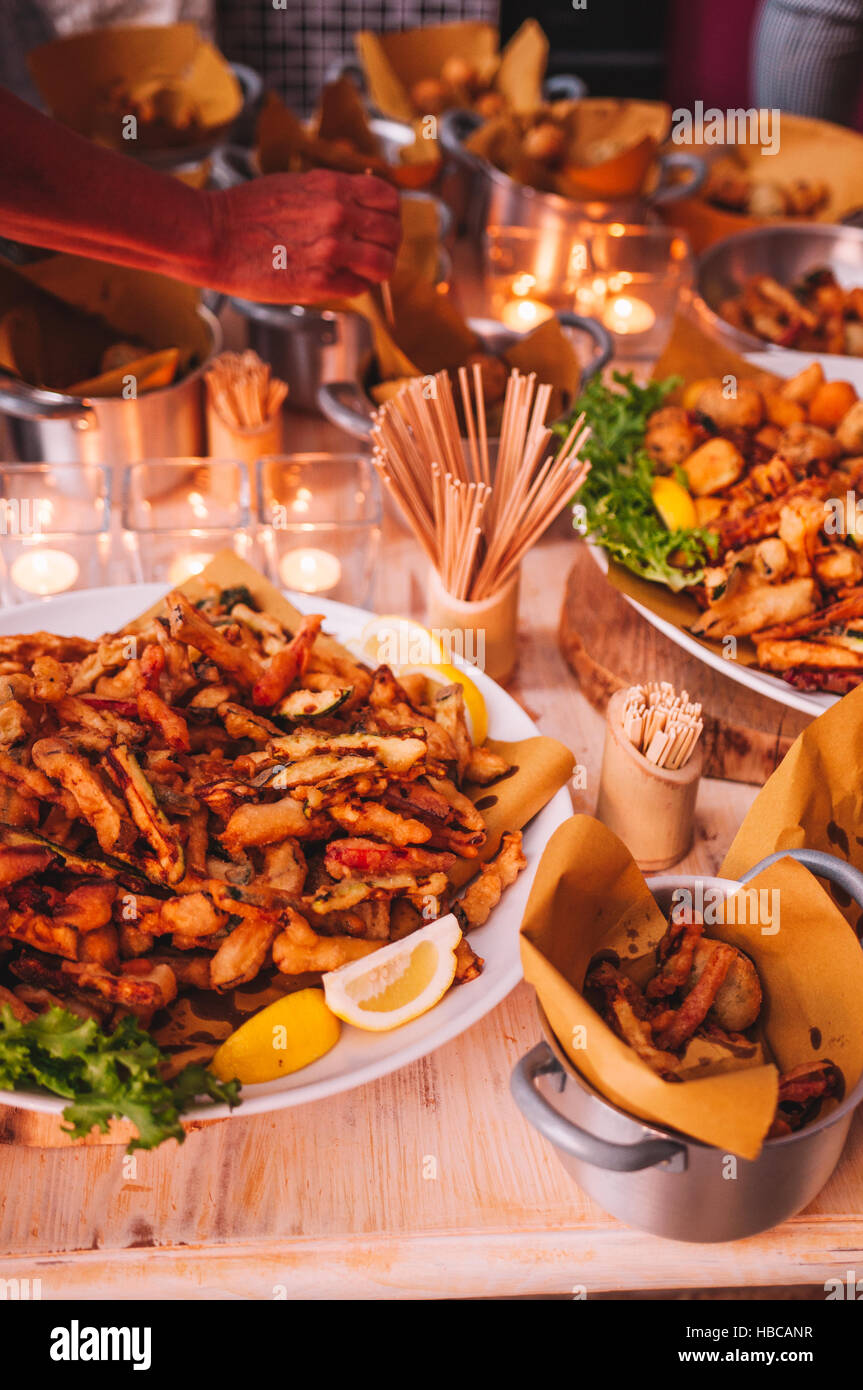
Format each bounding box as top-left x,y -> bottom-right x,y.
206,402 -> 282,466
426,567 -> 520,685
596,687 -> 703,871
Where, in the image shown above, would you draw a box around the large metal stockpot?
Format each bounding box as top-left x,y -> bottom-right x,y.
439,108 -> 706,238
512,847 -> 863,1244
316,309 -> 612,441
0,306 -> 221,465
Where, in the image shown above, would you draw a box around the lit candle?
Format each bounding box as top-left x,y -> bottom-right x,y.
500,297 -> 554,332
10,548 -> 79,596
279,547 -> 342,594
602,295 -> 656,335
168,552 -> 214,586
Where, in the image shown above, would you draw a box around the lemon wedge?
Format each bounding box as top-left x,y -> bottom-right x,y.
323,914 -> 462,1031
651,476 -> 697,532
210,988 -> 340,1083
355,614 -> 488,744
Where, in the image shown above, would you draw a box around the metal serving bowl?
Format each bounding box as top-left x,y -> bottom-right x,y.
693,221 -> 863,357
316,310 -> 612,441
512,847 -> 863,1244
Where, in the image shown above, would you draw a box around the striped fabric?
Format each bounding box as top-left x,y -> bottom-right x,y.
752,0 -> 863,121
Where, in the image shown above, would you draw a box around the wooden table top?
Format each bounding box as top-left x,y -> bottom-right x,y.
1,298 -> 858,1301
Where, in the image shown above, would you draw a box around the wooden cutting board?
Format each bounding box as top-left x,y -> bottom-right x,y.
559,545 -> 811,784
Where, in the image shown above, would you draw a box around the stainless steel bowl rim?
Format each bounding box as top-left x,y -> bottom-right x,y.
694,221 -> 863,356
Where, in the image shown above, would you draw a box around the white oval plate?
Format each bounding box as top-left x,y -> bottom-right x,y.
0,587 -> 572,1120
585,348 -> 863,718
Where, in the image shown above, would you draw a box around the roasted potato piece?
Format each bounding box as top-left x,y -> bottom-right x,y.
682,438 -> 745,496
694,381 -> 763,431
780,361 -> 824,405
644,406 -> 696,469
808,380 -> 858,430
836,400 -> 863,455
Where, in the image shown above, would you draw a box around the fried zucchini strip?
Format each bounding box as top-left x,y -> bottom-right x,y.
454,832 -> 526,929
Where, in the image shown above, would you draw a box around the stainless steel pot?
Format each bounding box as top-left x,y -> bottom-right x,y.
229,299 -> 374,414
0,305 -> 221,465
512,847 -> 863,1244
693,221 -> 863,357
439,108 -> 707,238
316,309 -> 612,440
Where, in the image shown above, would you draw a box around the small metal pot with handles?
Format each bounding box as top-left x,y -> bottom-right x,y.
317,309 -> 612,441
0,305 -> 222,466
512,848 -> 863,1243
439,108 -> 706,239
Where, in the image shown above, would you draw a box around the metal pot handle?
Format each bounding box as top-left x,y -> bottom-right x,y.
739,847 -> 863,908
317,380 -> 375,440
542,73 -> 588,102
649,151 -> 707,206
557,311 -> 613,381
511,1042 -> 688,1172
230,63 -> 264,113
0,376 -> 96,426
437,108 -> 484,171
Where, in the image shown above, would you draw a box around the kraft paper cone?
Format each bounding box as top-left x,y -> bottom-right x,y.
661,112 -> 863,253
0,256 -> 206,395
467,98 -> 672,201
130,551 -> 574,1055
359,286 -> 581,418
521,815 -> 863,1157
28,23 -> 241,151
721,683 -> 863,908
257,88 -> 440,188
356,21 -> 500,123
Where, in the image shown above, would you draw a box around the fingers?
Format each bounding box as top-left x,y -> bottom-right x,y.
337,236 -> 395,284
347,173 -> 400,215
349,204 -> 401,250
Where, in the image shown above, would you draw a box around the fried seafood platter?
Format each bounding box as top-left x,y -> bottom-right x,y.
572,359 -> 863,694
0,564 -> 572,1128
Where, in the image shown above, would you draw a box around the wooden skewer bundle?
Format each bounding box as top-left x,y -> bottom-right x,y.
621,681 -> 704,770
205,351 -> 288,430
371,366 -> 591,601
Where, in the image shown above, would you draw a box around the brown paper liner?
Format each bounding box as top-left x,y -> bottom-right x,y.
660,112 -> 863,253
521,815 -> 863,1158
28,23 -> 241,151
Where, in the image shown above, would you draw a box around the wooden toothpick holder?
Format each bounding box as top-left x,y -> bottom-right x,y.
426,567 -> 520,686
596,687 -> 703,871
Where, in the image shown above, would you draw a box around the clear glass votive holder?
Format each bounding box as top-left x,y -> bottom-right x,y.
257,453 -> 382,606
569,222 -> 694,359
0,463 -> 112,605
121,458 -> 255,586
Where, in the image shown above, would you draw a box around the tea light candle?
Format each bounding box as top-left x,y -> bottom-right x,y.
500,297 -> 554,332
279,547 -> 342,594
10,548 -> 79,596
602,294 -> 656,335
168,552 -> 215,586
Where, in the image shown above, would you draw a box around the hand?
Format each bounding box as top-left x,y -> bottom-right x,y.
205,168 -> 401,303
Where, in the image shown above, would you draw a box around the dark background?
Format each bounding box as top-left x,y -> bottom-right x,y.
500,0 -> 760,110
